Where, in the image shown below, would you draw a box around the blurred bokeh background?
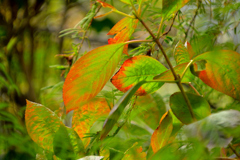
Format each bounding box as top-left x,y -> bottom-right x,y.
0,0 -> 240,159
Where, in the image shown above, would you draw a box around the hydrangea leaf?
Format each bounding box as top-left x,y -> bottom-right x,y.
192,50 -> 240,101
108,17 -> 138,55
151,111 -> 173,153
72,98 -> 110,145
170,92 -> 211,124
25,100 -> 63,152
111,55 -> 167,96
63,43 -> 124,113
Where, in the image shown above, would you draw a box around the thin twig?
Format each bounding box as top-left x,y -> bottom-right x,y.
229,144 -> 240,159
161,12 -> 178,37
184,0 -> 201,42
189,82 -> 201,96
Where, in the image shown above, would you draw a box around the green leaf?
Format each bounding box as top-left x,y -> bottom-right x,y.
162,0 -> 190,18
25,100 -> 63,152
170,92 -> 211,124
153,62 -> 195,83
183,110 -> 240,149
111,55 -> 167,95
151,110 -> 173,153
120,0 -> 131,5
192,50 -> 240,101
100,81 -> 146,140
53,126 -> 78,159
63,43 -> 124,113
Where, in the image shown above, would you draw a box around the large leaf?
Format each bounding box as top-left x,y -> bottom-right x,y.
25,100 -> 63,152
63,43 -> 124,113
192,50 -> 240,101
100,81 -> 146,139
111,55 -> 167,96
170,92 -> 211,124
151,111 -> 173,153
153,62 -> 195,83
162,0 -> 190,18
108,17 -> 138,55
72,98 -> 110,145
183,110 -> 240,149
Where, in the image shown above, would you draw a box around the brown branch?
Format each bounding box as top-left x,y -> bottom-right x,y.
229,144 -> 240,159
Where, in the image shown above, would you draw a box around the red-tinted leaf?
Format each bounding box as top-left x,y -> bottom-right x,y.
97,0 -> 115,9
63,43 -> 124,113
193,50 -> 240,101
151,111 -> 173,153
72,98 -> 110,145
170,92 -> 211,124
111,55 -> 167,96
25,100 -> 63,152
108,17 -> 138,55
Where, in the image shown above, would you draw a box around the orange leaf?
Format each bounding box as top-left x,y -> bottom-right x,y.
72,98 -> 110,146
108,17 -> 138,55
151,110 -> 173,153
25,100 -> 63,152
97,0 -> 115,10
63,43 -> 124,113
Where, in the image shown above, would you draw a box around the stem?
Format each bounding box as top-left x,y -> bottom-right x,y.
157,18 -> 164,38
125,39 -> 153,44
134,12 -> 197,121
113,10 -> 135,19
181,60 -> 194,79
229,144 -> 240,159
189,82 -> 201,96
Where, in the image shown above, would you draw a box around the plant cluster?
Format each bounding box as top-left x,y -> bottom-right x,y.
25,0 -> 240,160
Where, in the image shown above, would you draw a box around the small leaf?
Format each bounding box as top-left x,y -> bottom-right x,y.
174,41 -> 190,65
25,100 -> 63,152
111,55 -> 167,96
183,110 -> 240,149
122,142 -> 147,160
63,43 -> 124,113
154,62 -> 196,83
162,0 -> 190,18
185,41 -> 196,59
100,81 -> 146,140
97,0 -> 115,10
108,17 -> 138,55
151,111 -> 173,153
170,92 -> 211,124
72,98 -> 110,145
120,0 -> 131,5
192,50 -> 240,101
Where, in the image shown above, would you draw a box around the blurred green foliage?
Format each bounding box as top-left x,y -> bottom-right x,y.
1,0 -> 240,159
